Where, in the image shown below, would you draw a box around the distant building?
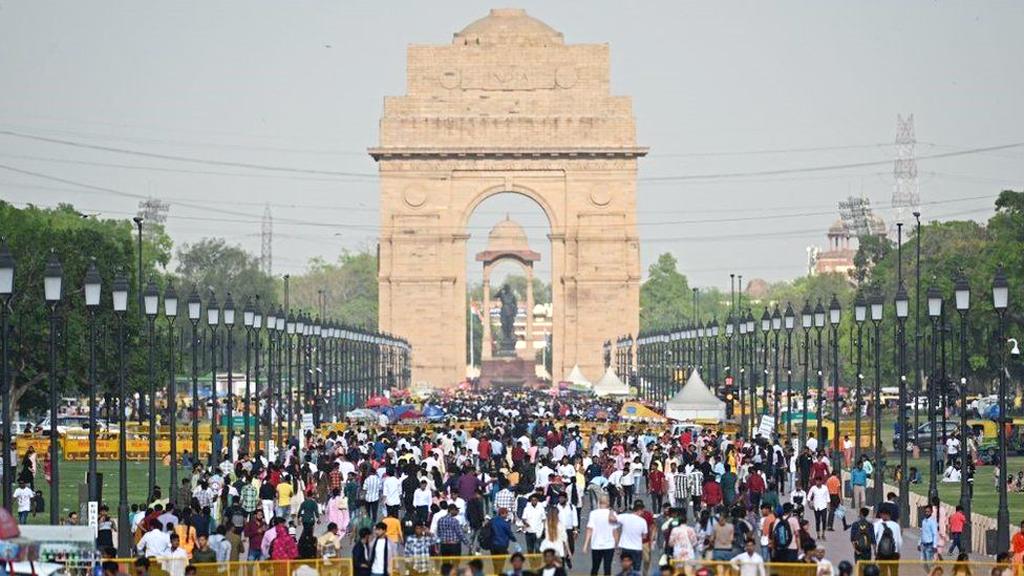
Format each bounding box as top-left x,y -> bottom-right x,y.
808,213 -> 886,278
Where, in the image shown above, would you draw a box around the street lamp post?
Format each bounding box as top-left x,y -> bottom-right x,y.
0,240 -> 12,511
223,294 -> 235,461
992,266 -> 1010,550
953,271 -> 971,552
83,260 -> 101,505
871,292 -> 884,505
187,286 -> 201,462
801,301 -> 812,449
206,292 -> 220,466
828,294 -> 842,475
243,298 -> 255,456
710,319 -> 720,386
771,306 -> 782,425
813,299 -> 826,445
784,304 -> 795,441
745,311 -> 755,433
162,284 -> 178,505
143,278 -> 159,501
895,282 -> 911,526
853,294 -> 866,465
111,272 -> 130,556
43,252 -> 63,524
926,284 -> 943,503
760,308 -> 771,418
260,305 -> 273,457
285,312 -> 296,443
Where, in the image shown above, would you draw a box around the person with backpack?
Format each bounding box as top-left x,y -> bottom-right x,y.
770,504 -> 799,562
873,508 -> 902,576
849,507 -> 875,561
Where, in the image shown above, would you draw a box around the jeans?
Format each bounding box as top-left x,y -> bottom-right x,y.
813,508 -> 828,535
525,532 -> 540,553
712,549 -> 734,561
248,550 -> 262,561
920,542 -> 936,562
948,532 -> 963,555
591,548 -> 614,576
17,511 -> 27,524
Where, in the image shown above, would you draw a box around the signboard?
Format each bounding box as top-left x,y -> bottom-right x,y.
757,415 -> 776,438
725,376 -> 734,386
301,413 -> 314,434
88,501 -> 99,537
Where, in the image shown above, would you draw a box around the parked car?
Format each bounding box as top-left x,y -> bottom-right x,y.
34,415 -> 107,437
893,420 -> 960,451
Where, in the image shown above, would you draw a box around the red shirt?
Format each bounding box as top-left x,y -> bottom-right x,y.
478,439 -> 491,461
639,509 -> 655,544
648,470 -> 666,494
747,472 -> 766,494
703,481 -> 722,507
948,511 -> 966,533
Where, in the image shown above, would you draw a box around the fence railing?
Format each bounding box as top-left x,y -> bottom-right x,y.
113,558 -> 353,576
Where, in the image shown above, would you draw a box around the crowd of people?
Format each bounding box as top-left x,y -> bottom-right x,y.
76,388 -> 1024,576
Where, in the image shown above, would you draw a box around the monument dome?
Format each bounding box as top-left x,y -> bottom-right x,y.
486,215 -> 531,253
454,8 -> 564,46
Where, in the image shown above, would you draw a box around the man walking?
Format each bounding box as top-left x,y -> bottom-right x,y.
584,496 -> 618,576
849,507 -> 875,562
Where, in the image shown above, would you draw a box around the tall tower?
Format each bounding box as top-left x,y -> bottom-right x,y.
892,114 -> 919,228
260,203 -> 273,275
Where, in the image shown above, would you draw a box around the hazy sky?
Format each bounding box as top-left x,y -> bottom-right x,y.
1,1 -> 1021,291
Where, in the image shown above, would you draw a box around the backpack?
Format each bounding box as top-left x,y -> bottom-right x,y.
477,520 -> 494,550
772,518 -> 793,549
853,520 -> 873,553
877,524 -> 896,558
732,519 -> 751,550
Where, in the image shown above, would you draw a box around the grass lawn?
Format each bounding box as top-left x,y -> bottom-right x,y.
23,460 -> 173,524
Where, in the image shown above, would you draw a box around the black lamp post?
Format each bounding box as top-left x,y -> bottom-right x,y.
0,240 -> 12,512
853,293 -> 867,465
43,251 -> 63,524
760,307 -> 771,418
828,294 -> 842,474
111,271 -> 130,555
813,299 -> 826,445
187,286 -> 201,462
738,314 -> 748,435
895,281 -> 910,526
745,311 -> 756,433
953,270 -> 971,552
771,306 -> 782,425
223,293 -> 235,461
926,284 -> 943,502
992,266 -> 1010,550
143,278 -> 159,500
272,309 -> 284,451
710,318 -> 720,386
83,260 -> 101,505
285,311 -> 296,442
243,298 -> 255,455
162,284 -> 178,505
206,292 -> 220,466
801,301 -> 812,449
871,291 -> 884,505
783,304 -> 795,441
255,303 -> 268,456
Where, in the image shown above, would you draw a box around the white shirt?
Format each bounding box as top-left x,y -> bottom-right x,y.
730,552 -> 766,576
371,537 -> 387,574
522,503 -> 547,535
586,508 -> 617,550
412,487 -> 432,507
556,503 -> 577,530
806,437 -> 819,452
13,487 -> 33,512
808,485 -> 830,511
617,512 -> 648,551
946,437 -> 960,455
873,520 -> 903,553
382,476 -> 402,506
137,529 -> 171,557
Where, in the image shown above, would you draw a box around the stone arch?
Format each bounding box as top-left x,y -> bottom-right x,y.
370,8 -> 645,387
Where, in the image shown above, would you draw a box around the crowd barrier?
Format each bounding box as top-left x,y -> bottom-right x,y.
672,560 -> 820,576
392,553 -> 542,576
114,558 -> 353,576
673,560 -> 1017,576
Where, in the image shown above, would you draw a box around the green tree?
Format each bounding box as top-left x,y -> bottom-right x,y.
640,253 -> 692,332
288,250 -> 378,329
0,202 -> 171,419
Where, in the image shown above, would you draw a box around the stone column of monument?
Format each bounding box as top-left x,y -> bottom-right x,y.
524,265 -> 535,361
481,267 -> 492,361
371,8 -> 645,386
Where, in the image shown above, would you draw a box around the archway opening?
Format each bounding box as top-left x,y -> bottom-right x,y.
465,192 -> 553,385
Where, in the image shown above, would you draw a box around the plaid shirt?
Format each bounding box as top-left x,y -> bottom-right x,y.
436,515 -> 467,545
329,470 -> 342,491
362,474 -> 382,502
240,484 -> 259,513
404,534 -> 437,571
494,488 -> 516,514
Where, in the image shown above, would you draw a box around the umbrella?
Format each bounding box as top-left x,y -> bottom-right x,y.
366,396 -> 391,408
423,405 -> 446,421
399,410 -> 423,420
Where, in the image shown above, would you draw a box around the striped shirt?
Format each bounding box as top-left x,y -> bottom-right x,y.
362,474 -> 383,502
676,471 -> 704,499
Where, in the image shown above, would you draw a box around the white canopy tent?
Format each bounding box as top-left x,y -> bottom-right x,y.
592,367 -> 631,397
665,369 -> 726,420
564,364 -> 592,388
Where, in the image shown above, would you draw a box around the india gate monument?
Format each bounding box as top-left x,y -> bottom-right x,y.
371,8 -> 644,387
